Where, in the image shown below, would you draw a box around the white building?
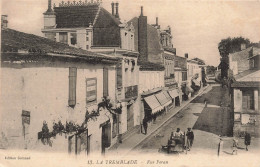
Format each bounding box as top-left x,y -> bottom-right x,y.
41,0 -> 140,138
0,28 -> 123,155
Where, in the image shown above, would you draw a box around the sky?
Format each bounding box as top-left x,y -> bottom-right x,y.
1,0 -> 260,66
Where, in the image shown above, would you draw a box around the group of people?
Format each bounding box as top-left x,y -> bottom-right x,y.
218,132 -> 252,156
170,127 -> 195,151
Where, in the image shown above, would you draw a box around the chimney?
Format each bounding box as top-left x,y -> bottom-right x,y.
138,6 -> 148,62
111,2 -> 115,16
1,15 -> 8,29
156,17 -> 158,26
185,53 -> 188,58
115,2 -> 119,18
241,43 -> 246,50
43,0 -> 56,28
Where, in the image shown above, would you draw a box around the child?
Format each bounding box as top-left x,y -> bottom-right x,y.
232,138 -> 238,155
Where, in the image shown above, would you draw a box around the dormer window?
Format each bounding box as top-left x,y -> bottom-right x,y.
70,33 -> 77,45
59,32 -> 68,44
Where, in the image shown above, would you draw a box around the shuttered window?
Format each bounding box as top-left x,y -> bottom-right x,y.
103,68 -> 109,97
68,67 -> 77,106
242,90 -> 254,110
182,72 -> 187,81
86,78 -> 97,105
59,32 -> 68,44
116,64 -> 122,88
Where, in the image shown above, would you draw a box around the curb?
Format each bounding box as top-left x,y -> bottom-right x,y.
127,85 -> 211,153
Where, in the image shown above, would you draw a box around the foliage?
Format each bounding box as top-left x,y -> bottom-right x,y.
206,65 -> 217,75
218,37 -> 251,78
38,96 -> 122,146
218,37 -> 250,57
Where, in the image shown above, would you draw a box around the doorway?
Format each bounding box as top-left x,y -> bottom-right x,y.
127,104 -> 134,130
101,122 -> 111,154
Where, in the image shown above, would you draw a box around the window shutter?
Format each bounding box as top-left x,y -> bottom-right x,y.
69,67 -> 77,106
249,93 -> 254,109
103,68 -> 109,97
242,90 -> 255,110
116,65 -> 122,88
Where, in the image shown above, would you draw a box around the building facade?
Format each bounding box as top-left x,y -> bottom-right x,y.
230,46 -> 260,137
41,0 -> 140,137
0,28 -> 124,155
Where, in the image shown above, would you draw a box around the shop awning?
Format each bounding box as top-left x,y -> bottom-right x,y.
155,92 -> 172,107
163,91 -> 172,101
169,89 -> 179,99
144,95 -> 164,114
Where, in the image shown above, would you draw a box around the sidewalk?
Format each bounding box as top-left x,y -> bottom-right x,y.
107,85 -> 212,156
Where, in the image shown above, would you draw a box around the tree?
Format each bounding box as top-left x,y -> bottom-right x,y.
206,65 -> 217,76
218,37 -> 250,78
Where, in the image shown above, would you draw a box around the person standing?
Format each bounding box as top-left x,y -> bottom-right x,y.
186,128 -> 194,151
143,118 -> 148,135
245,132 -> 251,151
218,138 -> 223,156
232,138 -> 238,155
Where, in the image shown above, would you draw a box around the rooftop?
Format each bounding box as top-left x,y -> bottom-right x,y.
1,28 -> 120,63
138,61 -> 165,71
54,4 -> 121,28
229,47 -> 252,62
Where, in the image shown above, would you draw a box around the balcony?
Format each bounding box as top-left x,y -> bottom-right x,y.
125,85 -> 138,99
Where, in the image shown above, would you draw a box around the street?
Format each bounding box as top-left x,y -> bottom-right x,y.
132,84 -> 260,157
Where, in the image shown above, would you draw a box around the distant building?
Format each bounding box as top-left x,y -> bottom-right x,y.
231,46 -> 260,137
174,54 -> 189,101
128,7 -> 179,123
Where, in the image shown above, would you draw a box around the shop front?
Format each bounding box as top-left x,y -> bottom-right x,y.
143,95 -> 164,121
168,88 -> 180,106
155,91 -> 172,113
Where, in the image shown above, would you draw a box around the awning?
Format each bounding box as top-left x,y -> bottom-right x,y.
163,91 -> 172,101
144,95 -> 164,114
155,92 -> 172,107
169,89 -> 179,99
192,79 -> 200,86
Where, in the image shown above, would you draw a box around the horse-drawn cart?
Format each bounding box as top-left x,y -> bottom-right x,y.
158,133 -> 187,154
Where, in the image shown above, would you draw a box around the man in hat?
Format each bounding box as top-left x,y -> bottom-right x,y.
245,132 -> 251,151
186,128 -> 194,151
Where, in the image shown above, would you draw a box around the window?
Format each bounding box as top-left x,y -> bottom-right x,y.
242,90 -> 254,110
182,72 -> 187,81
59,32 -> 68,44
103,68 -> 109,97
86,45 -> 89,50
86,78 -> 97,105
70,33 -> 77,45
69,67 -> 77,106
86,37 -> 89,41
86,31 -> 89,35
175,61 -> 178,67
